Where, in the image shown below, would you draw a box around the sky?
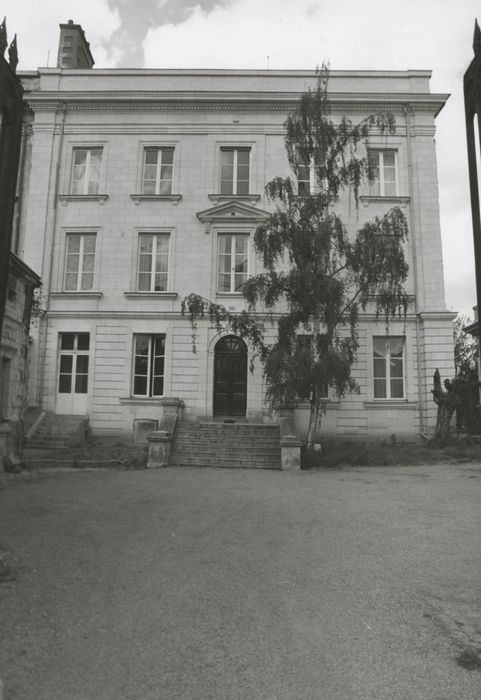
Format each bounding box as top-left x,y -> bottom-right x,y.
2,0 -> 480,318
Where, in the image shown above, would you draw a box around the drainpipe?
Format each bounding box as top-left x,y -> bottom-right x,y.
37,101 -> 66,408
404,105 -> 425,435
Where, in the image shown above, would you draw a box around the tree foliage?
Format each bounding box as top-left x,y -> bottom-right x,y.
453,314 -> 478,379
182,66 -> 409,445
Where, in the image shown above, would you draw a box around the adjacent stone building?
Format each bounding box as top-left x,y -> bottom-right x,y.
15,21 -> 455,440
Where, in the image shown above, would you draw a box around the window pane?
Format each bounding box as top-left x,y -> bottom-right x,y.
383,152 -> 395,167
373,337 -> 386,358
374,378 -> 386,398
135,335 -> 149,355
390,379 -> 404,399
373,358 -> 386,378
139,255 -> 152,273
390,358 -> 403,378
162,148 -> 174,165
237,149 -> 250,165
133,376 -> 148,395
74,150 -> 87,166
144,165 -> 157,180
65,273 -> 78,291
236,179 -> 249,195
76,355 -> 89,374
139,235 -> 153,253
58,374 -> 72,393
77,334 -> 90,351
75,374 -> 88,393
135,356 -> 148,375
83,236 -> 96,254
82,253 -> 95,273
138,273 -> 151,291
390,337 -> 403,357
157,179 -> 172,195
67,235 -> 81,254
61,334 -> 75,350
144,148 -> 159,165
60,355 -> 73,373
152,376 -> 164,396
220,149 -> 234,167
81,273 -> 94,290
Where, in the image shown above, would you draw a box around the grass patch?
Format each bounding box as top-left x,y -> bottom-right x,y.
301,437 -> 481,469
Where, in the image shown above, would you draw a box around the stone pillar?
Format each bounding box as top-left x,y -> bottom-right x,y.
279,406 -> 303,471
146,397 -> 184,468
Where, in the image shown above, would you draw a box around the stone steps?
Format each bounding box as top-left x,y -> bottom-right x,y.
170,422 -> 281,470
26,413 -> 89,450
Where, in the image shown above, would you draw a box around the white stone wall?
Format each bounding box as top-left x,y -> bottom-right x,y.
17,67 -> 453,438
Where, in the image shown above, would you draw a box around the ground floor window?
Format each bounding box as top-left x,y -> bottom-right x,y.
132,334 -> 165,397
373,336 -> 404,399
58,333 -> 90,394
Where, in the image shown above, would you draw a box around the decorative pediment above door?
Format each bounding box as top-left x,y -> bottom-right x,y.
196,200 -> 271,234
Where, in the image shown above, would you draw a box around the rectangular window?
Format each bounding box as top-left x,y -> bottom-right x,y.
368,150 -> 397,196
297,335 -> 328,398
64,233 -> 96,291
70,148 -> 103,195
132,334 -> 165,397
217,234 -> 248,293
373,336 -> 405,399
142,147 -> 174,195
137,233 -> 170,292
220,147 -> 250,195
295,150 -> 315,196
58,332 -> 90,394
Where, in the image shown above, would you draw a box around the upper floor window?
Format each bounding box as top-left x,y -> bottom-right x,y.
220,147 -> 250,195
137,233 -> 170,292
297,158 -> 314,196
70,148 -> 103,195
64,233 -> 96,291
142,147 -> 174,195
368,150 -> 397,196
132,334 -> 165,397
217,233 -> 248,293
296,335 -> 328,398
373,336 -> 405,399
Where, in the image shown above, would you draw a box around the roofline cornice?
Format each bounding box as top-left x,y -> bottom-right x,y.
25,92 -> 448,115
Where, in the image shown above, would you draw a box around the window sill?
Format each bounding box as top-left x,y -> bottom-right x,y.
296,400 -> 340,408
130,194 -> 182,205
364,400 -> 417,409
51,291 -> 103,298
215,292 -> 244,298
124,292 -> 177,299
58,194 -> 109,205
359,196 -> 410,207
119,397 -> 164,406
208,194 -> 260,203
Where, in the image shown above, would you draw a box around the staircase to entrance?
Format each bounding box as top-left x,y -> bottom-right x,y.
25,412 -> 89,450
170,421 -> 281,469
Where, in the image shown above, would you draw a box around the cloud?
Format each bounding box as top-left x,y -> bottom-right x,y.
104,0 -> 234,66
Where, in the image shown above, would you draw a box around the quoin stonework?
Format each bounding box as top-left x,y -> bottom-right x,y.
15,20 -> 455,441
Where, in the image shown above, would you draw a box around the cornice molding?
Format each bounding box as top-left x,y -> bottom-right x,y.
25,93 -> 447,116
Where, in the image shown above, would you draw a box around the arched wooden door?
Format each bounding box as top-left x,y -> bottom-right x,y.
213,335 -> 247,416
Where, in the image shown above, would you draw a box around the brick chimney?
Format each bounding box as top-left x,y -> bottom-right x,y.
57,20 -> 94,69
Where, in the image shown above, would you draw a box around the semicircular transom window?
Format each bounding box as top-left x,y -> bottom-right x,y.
215,335 -> 247,354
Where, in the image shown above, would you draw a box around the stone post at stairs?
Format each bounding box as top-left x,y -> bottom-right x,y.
146,398 -> 184,468
279,406 -> 303,471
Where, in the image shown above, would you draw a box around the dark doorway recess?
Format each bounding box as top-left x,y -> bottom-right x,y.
213,335 -> 247,416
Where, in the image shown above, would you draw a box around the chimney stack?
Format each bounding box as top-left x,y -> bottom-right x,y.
57,20 -> 94,69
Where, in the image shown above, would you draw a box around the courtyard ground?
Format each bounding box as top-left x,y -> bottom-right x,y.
0,462 -> 480,699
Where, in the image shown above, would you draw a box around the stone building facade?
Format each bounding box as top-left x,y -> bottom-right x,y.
16,23 -> 455,440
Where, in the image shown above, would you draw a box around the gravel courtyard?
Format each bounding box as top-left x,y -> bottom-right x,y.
0,462 -> 480,699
